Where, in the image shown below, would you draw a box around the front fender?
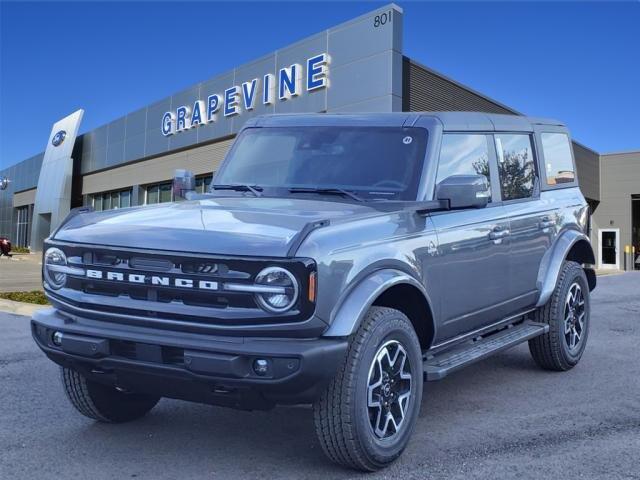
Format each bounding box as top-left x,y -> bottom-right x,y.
322,268 -> 431,338
536,229 -> 595,307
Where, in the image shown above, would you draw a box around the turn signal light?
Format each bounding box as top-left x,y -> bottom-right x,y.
308,272 -> 317,303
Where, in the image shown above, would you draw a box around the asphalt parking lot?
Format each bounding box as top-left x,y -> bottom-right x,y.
1,272 -> 639,479
0,255 -> 42,292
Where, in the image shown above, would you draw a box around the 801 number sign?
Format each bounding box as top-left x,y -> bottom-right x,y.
373,10 -> 392,28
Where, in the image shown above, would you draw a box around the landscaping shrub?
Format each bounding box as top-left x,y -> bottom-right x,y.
0,290 -> 48,305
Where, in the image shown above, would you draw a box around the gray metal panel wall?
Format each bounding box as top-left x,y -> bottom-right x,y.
592,151 -> 640,268
82,138 -> 234,195
0,153 -> 43,241
403,59 -> 516,114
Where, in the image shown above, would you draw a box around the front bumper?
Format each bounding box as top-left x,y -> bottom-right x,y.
32,308 -> 347,410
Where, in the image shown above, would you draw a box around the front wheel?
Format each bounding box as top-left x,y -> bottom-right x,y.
529,260 -> 590,371
60,368 -> 160,423
313,307 -> 423,471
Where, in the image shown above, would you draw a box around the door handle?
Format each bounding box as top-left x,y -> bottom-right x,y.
489,226 -> 510,241
538,216 -> 556,230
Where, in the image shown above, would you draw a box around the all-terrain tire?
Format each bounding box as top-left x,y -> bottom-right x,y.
529,260 -> 590,371
313,307 -> 423,471
60,367 -> 160,423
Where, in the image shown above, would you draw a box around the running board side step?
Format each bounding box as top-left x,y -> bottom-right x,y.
423,321 -> 549,381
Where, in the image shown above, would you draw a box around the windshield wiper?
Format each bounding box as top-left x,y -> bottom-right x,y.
289,187 -> 364,202
212,184 -> 263,197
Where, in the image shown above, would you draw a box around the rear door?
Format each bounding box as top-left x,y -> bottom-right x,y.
494,132 -> 556,310
429,133 -> 511,342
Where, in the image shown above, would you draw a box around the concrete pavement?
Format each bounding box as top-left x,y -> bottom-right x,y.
0,254 -> 43,293
0,273 -> 639,479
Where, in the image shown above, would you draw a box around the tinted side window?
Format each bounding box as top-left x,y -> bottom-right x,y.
541,133 -> 575,185
495,134 -> 537,201
437,134 -> 492,201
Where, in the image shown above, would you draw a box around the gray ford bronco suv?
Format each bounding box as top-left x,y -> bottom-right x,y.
32,112 -> 595,471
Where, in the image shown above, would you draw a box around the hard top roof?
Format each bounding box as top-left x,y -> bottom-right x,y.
245,111 -> 565,132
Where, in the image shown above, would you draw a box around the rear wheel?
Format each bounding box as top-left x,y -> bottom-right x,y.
529,261 -> 590,371
60,367 -> 160,423
313,307 -> 423,471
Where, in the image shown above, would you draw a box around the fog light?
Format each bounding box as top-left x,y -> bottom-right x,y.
253,358 -> 269,376
52,331 -> 63,346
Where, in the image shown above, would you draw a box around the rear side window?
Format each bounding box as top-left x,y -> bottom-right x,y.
541,133 -> 575,185
437,134 -> 492,201
495,134 -> 537,201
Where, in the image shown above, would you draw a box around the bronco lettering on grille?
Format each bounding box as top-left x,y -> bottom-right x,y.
85,269 -> 218,290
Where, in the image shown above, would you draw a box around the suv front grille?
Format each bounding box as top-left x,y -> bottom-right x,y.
45,242 -> 316,328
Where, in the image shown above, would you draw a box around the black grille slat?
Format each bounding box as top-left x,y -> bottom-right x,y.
129,257 -> 173,271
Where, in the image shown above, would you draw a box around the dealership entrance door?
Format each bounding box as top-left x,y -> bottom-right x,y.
599,229 -> 620,270
15,204 -> 33,248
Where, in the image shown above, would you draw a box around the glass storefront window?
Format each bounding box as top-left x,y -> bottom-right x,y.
94,195 -> 103,211
147,185 -> 159,204
120,189 -> 131,208
159,183 -> 172,203
195,175 -> 213,193
145,182 -> 173,205
91,188 -> 133,211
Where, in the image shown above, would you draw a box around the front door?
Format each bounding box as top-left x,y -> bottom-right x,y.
428,133 -> 511,342
599,229 -> 619,270
430,207 -> 512,341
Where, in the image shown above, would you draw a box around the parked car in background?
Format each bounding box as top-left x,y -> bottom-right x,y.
32,112 -> 595,471
0,237 -> 12,257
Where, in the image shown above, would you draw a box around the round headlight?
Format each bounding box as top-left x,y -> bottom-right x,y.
254,267 -> 299,313
44,247 -> 67,290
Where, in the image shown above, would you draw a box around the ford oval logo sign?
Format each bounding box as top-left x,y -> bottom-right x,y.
52,130 -> 67,147
0,176 -> 9,191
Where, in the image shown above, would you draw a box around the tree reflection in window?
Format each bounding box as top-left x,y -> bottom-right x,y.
495,134 -> 536,201
472,157 -> 490,180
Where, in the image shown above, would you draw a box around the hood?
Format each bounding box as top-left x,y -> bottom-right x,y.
53,196 -> 381,257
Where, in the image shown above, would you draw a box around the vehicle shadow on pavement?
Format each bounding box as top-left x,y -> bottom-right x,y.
47,347 -> 548,480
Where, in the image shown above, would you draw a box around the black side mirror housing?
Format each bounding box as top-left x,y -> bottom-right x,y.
172,169 -> 196,200
436,174 -> 490,209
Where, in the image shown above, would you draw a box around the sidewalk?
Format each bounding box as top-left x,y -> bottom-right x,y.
595,268 -> 628,276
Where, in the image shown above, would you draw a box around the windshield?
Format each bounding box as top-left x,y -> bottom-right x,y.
215,126 -> 428,200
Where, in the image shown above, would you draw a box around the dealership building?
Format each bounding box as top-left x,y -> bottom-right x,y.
0,4 -> 638,270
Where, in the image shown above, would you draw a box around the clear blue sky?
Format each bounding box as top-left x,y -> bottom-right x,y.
1,1 -> 639,169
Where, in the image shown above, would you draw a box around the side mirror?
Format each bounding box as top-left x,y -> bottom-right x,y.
172,169 -> 196,200
436,174 -> 490,209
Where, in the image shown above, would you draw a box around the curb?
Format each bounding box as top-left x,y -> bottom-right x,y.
0,298 -> 48,317
595,269 -> 626,276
